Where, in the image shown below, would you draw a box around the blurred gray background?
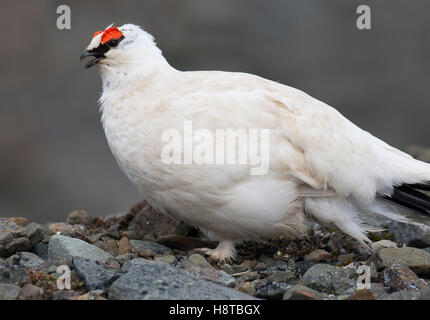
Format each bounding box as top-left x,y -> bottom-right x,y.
1,0 -> 429,222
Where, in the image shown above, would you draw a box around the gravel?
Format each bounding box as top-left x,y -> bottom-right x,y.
2,199 -> 430,300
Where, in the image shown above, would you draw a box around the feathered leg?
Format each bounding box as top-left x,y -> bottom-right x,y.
193,240 -> 236,263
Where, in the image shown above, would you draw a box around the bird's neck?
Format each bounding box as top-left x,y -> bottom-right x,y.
99,51 -> 176,93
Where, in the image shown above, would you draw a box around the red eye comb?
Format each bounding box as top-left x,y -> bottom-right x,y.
101,27 -> 124,44
92,30 -> 103,38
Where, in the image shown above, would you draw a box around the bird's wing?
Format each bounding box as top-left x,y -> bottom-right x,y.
171,71 -> 430,204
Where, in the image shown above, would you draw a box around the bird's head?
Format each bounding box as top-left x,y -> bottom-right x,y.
80,24 -> 162,70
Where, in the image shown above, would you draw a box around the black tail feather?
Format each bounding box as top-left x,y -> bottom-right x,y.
383,184 -> 430,217
407,183 -> 430,191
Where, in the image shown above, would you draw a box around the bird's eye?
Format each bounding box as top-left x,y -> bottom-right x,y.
109,39 -> 120,47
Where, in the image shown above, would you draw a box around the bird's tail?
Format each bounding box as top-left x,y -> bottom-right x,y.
383,183 -> 430,217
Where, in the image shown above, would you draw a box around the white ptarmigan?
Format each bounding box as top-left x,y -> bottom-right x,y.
81,24 -> 430,262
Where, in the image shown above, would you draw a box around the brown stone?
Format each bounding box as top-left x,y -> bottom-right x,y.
67,210 -> 93,225
118,237 -> 132,255
338,253 -> 355,266
345,289 -> 376,300
48,223 -> 88,240
237,282 -> 256,296
303,249 -> 332,262
283,285 -> 323,300
18,284 -> 43,300
10,217 -> 28,227
137,249 -> 157,258
383,264 -> 429,292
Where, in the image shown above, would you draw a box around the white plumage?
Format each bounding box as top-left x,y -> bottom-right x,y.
81,24 -> 430,261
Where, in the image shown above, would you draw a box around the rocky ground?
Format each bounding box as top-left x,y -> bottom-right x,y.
1,199 -> 430,300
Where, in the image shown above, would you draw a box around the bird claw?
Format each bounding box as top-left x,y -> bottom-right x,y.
191,242 -> 236,264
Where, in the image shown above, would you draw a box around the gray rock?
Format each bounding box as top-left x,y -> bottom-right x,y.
115,253 -> 137,264
0,283 -> 21,300
129,240 -> 172,255
154,255 -> 176,264
109,259 -> 257,300
0,220 -> 45,257
23,223 -> 45,247
385,221 -> 430,248
283,285 -> 323,300
32,242 -> 49,260
301,264 -> 356,295
188,254 -> 211,268
258,259 -> 293,275
73,257 -> 121,290
106,224 -> 121,240
176,258 -> 237,288
266,270 -> 296,283
371,240 -> 398,251
254,280 -> 291,299
6,252 -> 44,268
48,235 -> 113,262
4,238 -> 31,254
0,264 -> 31,286
220,263 -> 248,274
294,261 -> 316,277
370,247 -> 430,277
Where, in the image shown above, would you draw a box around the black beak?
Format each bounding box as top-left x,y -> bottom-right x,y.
80,50 -> 106,69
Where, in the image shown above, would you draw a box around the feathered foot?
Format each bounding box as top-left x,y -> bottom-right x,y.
193,240 -> 236,264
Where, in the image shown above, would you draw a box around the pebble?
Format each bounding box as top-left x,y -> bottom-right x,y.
384,221 -> 430,248
18,284 -> 43,300
337,253 -> 355,265
300,264 -> 356,295
67,210 -> 93,225
371,240 -> 398,252
237,282 -> 256,296
6,252 -> 44,268
48,235 -> 113,262
370,247 -> 430,277
283,285 -> 323,300
130,240 -> 172,255
117,237 -> 132,255
383,264 -> 429,292
0,283 -> 21,300
177,258 -> 237,288
303,249 -> 332,262
344,289 -> 376,300
188,254 -> 212,268
220,263 -> 249,274
266,270 -> 296,283
73,257 -> 121,290
154,255 -> 176,264
32,242 -> 49,260
106,224 -> 121,240
254,280 -> 291,299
